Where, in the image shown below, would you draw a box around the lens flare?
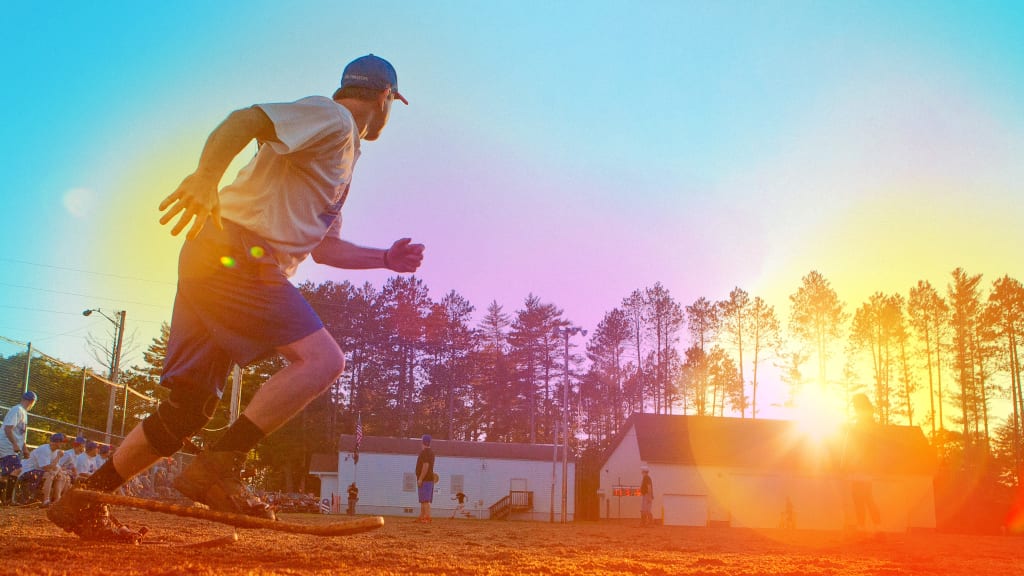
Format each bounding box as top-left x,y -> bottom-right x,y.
220,256 -> 236,268
790,386 -> 846,443
250,246 -> 265,258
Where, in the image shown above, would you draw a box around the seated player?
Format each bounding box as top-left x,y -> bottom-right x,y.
74,441 -> 100,481
20,433 -> 70,506
60,436 -> 87,485
95,444 -> 111,470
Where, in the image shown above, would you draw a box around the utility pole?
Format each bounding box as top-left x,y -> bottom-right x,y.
550,421 -> 557,523
84,308 -> 126,442
108,310 -> 126,440
556,326 -> 586,523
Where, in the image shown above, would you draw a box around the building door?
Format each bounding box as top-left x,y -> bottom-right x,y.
510,478 -> 527,492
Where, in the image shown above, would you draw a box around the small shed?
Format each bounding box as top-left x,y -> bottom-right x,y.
311,435 -> 575,521
598,414 -> 936,532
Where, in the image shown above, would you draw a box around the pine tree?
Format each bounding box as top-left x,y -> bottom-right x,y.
789,271 -> 847,393
508,295 -> 564,443
644,283 -> 684,414
747,297 -> 780,419
908,280 -> 949,437
717,287 -> 750,417
948,268 -> 984,446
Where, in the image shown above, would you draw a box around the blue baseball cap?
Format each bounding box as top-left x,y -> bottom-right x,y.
422,434 -> 431,445
50,433 -> 66,443
73,435 -> 87,445
85,441 -> 98,451
340,54 -> 408,104
99,445 -> 110,455
22,391 -> 37,402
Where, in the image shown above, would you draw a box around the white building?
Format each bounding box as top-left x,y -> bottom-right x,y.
311,435 -> 576,521
599,414 -> 936,532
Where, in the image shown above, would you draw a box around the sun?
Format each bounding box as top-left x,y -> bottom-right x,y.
788,386 -> 848,442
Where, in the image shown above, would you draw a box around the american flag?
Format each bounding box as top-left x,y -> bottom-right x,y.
354,413 -> 363,465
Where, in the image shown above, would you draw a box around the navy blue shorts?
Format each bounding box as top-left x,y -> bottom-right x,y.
0,454 -> 20,476
161,220 -> 323,397
19,469 -> 44,488
418,481 -> 434,503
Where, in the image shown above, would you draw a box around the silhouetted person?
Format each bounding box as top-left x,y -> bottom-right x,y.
640,465 -> 654,526
842,393 -> 881,533
347,482 -> 359,515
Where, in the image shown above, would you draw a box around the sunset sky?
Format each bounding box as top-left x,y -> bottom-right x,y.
2,2 -> 1021,420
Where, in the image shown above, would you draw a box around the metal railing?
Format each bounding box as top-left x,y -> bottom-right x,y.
488,490 -> 534,520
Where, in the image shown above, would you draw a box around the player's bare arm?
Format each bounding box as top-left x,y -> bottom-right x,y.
311,236 -> 424,273
4,425 -> 20,453
159,106 -> 278,239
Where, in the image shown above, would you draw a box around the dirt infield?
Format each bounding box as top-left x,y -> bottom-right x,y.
2,505 -> 1021,575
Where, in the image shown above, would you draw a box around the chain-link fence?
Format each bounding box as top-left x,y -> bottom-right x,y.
0,335 -> 158,449
2,333 -> 309,498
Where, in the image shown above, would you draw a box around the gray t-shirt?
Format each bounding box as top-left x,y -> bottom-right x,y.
0,404 -> 27,457
218,96 -> 361,277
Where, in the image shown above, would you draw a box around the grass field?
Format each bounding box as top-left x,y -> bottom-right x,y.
2,505 -> 1021,575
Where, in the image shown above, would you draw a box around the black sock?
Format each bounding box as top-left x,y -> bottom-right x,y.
85,460 -> 126,493
211,415 -> 266,453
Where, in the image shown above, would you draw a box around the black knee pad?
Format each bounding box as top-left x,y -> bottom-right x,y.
141,387 -> 221,456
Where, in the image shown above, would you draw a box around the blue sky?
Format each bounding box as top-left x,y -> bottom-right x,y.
2,1 -> 1022,418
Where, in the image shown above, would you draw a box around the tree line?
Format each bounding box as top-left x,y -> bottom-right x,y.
7,266 -> 1022,494
193,267 -> 1024,489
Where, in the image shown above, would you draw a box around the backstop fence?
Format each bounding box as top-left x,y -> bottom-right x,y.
0,335 -> 159,450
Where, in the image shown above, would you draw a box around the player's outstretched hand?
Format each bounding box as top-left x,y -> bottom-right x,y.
159,172 -> 224,239
385,238 -> 425,273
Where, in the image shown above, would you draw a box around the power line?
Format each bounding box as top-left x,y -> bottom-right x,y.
0,281 -> 170,310
0,323 -> 93,342
0,257 -> 176,286
0,305 -> 168,325
0,305 -> 94,317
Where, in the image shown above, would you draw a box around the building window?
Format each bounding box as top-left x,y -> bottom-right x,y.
450,474 -> 464,494
403,472 -> 416,492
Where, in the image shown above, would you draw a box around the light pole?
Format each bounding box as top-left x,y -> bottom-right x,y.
83,308 -> 126,441
555,325 -> 586,523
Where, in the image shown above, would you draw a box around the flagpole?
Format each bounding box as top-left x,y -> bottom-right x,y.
354,412 -> 363,487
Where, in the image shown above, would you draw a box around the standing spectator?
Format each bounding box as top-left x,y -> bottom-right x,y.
842,393 -> 882,533
2,392 -> 36,475
639,465 -> 654,526
20,432 -> 70,507
779,496 -> 796,530
416,434 -> 435,523
1,391 -> 35,504
346,482 -> 359,515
